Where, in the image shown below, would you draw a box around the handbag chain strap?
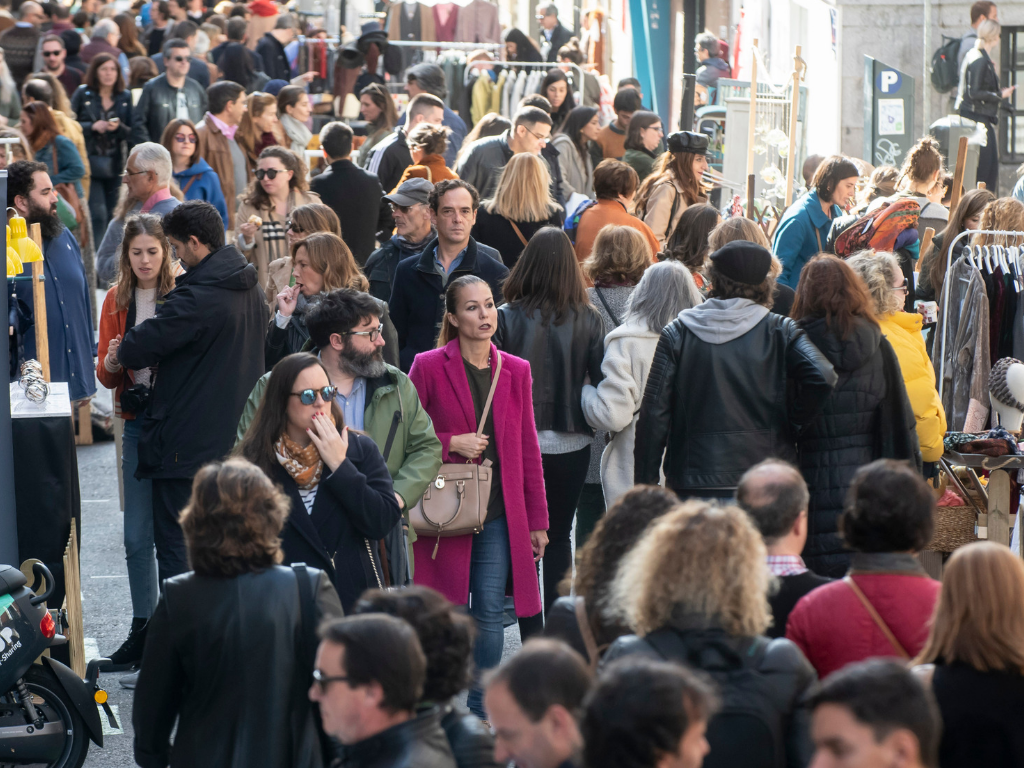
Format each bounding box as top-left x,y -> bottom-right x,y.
364,538 -> 384,589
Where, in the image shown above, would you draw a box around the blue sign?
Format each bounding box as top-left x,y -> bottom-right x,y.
876,70 -> 903,94
630,0 -> 671,127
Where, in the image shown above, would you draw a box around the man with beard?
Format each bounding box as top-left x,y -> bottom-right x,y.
9,160 -> 96,402
237,288 -> 442,584
111,200 -> 268,583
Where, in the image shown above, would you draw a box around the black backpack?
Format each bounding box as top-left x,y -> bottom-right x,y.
646,630 -> 786,768
931,35 -> 963,93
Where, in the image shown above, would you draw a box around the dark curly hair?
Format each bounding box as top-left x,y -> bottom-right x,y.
840,459 -> 935,553
563,485 -> 679,648
352,586 -> 475,702
708,263 -> 777,309
179,458 -> 288,578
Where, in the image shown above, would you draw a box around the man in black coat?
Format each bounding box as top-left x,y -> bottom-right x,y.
116,201 -> 269,583
310,121 -> 393,266
634,241 -> 836,498
736,460 -> 832,639
149,21 -> 210,87
536,3 -> 573,63
255,14 -> 295,81
389,179 -> 507,371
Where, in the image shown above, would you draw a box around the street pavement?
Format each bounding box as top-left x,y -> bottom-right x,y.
77,369 -> 522,767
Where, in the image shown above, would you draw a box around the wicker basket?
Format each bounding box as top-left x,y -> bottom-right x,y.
928,505 -> 979,553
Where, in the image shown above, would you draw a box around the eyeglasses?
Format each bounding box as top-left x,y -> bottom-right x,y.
120,169 -> 148,178
524,126 -> 550,144
174,133 -> 197,144
893,280 -> 909,295
285,219 -> 303,233
341,325 -> 384,342
42,50 -> 62,57
255,168 -> 287,180
169,55 -> 191,63
312,669 -> 351,693
389,202 -> 423,213
290,386 -> 337,405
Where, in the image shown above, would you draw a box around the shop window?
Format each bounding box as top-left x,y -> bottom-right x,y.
999,26 -> 1024,163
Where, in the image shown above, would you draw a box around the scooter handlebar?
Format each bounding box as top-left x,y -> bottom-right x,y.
28,562 -> 54,606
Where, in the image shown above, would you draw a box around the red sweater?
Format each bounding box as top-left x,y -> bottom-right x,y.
786,570 -> 941,679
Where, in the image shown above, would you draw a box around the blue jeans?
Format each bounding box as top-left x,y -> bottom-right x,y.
122,419 -> 159,619
466,518 -> 511,718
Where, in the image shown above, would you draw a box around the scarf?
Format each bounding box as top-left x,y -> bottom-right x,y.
275,432 -> 323,490
280,113 -> 313,152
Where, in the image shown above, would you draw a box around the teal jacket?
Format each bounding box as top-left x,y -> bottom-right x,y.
773,190 -> 841,289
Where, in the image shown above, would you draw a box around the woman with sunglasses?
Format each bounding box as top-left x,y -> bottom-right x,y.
71,52 -> 133,246
237,145 -> 321,290
160,118 -> 229,228
238,352 -> 402,612
266,202 -> 341,308
266,232 -> 400,370
132,457 -> 343,768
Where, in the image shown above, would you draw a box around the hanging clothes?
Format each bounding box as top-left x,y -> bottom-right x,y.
471,69 -> 496,125
490,69 -> 506,115
453,0 -> 501,45
433,3 -> 458,42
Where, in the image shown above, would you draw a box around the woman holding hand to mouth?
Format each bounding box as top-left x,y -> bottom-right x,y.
96,214 -> 180,674
493,227 -> 606,639
407,274 -> 549,720
265,232 -> 399,369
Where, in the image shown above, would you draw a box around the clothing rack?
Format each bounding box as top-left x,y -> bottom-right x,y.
938,228 -> 1024,400
388,40 -> 503,51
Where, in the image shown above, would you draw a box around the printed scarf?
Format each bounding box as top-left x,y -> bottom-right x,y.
275,432 -> 323,490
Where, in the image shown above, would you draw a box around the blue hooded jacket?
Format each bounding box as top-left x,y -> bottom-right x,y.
173,158 -> 229,229
773,190 -> 842,289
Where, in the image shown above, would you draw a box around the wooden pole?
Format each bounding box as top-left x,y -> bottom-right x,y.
949,136 -> 968,212
919,226 -> 936,271
746,38 -> 759,185
29,223 -> 49,382
747,174 -> 756,221
785,46 -> 802,208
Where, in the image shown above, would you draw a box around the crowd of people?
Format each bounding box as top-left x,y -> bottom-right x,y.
6,1 -> 1024,767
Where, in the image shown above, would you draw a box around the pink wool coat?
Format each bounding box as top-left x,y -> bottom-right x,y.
408,339 -> 548,617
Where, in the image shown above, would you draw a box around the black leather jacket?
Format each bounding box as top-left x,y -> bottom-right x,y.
438,703 -> 501,768
956,47 -> 1005,121
133,566 -> 343,768
130,73 -> 208,144
70,85 -> 133,170
634,308 -> 836,494
335,708 -> 457,768
494,303 -> 605,435
603,616 -> 815,768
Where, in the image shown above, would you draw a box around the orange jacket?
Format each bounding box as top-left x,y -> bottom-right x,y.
573,199 -> 660,273
96,286 -> 136,419
392,154 -> 458,193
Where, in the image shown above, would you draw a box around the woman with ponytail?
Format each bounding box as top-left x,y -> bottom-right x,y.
407,275 -> 548,721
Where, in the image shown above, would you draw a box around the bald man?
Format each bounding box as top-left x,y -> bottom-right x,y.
736,459 -> 831,638
0,0 -> 44,87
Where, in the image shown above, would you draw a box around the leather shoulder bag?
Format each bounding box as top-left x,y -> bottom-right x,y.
410,352 -> 502,559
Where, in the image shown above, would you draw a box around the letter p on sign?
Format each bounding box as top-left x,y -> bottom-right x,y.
880,71 -> 899,93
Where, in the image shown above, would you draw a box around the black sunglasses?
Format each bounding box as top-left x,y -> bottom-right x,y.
285,219 -> 303,233
42,50 -> 62,57
169,55 -> 191,63
290,386 -> 337,405
312,669 -> 350,693
255,168 -> 287,180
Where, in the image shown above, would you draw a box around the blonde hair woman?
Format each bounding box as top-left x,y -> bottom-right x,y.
603,501 -> 815,761
266,232 -> 370,368
846,250 -> 946,458
914,542 -> 1024,768
236,145 -> 322,290
266,202 -> 342,306
391,123 -> 456,191
470,152 -> 564,269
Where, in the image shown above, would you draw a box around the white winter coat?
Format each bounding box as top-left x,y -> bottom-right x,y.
580,319 -> 663,506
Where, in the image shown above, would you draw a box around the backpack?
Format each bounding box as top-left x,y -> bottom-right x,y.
646,630 -> 786,768
831,199 -> 920,257
563,199 -> 599,244
931,35 -> 963,93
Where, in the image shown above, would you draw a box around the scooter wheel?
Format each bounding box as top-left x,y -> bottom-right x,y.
8,664 -> 90,768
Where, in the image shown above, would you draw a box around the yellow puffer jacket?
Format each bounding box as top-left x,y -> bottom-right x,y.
878,311 -> 947,462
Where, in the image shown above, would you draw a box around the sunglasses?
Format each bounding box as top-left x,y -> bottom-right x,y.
174,133 -> 197,144
290,386 -> 337,405
169,55 -> 191,63
42,50 -> 62,57
285,219 -> 303,233
255,168 -> 287,180
312,669 -> 350,693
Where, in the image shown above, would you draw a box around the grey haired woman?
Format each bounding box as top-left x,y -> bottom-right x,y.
581,260 -> 702,506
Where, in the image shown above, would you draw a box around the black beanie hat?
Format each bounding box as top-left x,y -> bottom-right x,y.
709,240 -> 773,285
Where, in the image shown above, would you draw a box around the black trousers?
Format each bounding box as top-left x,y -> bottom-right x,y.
518,446 -> 591,640
151,478 -> 192,584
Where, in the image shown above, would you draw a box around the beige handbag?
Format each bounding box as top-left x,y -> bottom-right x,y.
410,353 -> 502,559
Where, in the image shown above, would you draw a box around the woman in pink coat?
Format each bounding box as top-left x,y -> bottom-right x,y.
408,274 -> 549,718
